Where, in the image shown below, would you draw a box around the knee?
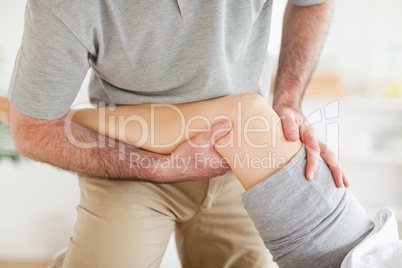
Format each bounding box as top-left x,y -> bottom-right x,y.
235,93 -> 266,105
232,93 -> 274,117
221,93 -> 279,140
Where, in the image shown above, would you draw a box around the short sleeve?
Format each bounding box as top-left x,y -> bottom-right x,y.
8,0 -> 90,120
288,0 -> 326,6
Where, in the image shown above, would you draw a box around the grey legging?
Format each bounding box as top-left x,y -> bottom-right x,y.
242,146 -> 374,268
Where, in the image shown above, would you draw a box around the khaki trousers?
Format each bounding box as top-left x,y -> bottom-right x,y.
49,171 -> 269,268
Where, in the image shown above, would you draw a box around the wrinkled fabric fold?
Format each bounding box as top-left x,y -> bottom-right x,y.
242,146 -> 374,267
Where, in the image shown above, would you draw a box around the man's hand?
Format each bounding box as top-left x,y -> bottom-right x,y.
271,0 -> 346,187
162,120 -> 233,182
274,104 -> 349,188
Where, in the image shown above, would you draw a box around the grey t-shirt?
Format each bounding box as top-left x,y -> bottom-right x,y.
9,0 -> 324,120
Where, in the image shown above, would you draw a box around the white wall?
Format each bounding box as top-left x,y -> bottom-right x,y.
0,0 -> 26,93
0,160 -> 79,260
269,0 -> 402,95
326,0 -> 402,94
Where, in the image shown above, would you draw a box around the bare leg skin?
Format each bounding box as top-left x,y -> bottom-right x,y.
69,93 -> 302,190
2,94 -> 302,190
0,96 -> 9,124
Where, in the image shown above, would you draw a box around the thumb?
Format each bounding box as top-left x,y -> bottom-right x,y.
207,120 -> 233,146
190,120 -> 233,149
280,114 -> 299,141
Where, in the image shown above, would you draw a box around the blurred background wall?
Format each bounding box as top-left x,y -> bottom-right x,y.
0,0 -> 401,267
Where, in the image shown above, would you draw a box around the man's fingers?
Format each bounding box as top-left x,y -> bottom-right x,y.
209,119 -> 233,145
279,114 -> 299,141
318,140 -> 347,188
305,150 -> 319,181
320,154 -> 344,188
305,139 -> 320,181
188,119 -> 233,150
329,164 -> 344,188
302,128 -> 320,181
342,170 -> 350,187
274,106 -> 349,187
318,141 -> 339,167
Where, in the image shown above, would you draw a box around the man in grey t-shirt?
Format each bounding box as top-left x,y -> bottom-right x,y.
8,0 -> 345,267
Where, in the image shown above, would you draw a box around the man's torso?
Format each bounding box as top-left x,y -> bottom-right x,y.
52,0 -> 274,105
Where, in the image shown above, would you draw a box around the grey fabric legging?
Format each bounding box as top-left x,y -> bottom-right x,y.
242,146 -> 374,268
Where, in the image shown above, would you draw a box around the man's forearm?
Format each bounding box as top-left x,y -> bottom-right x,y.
273,0 -> 333,108
11,115 -> 169,182
9,101 -> 231,182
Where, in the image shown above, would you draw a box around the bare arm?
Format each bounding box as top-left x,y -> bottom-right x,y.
273,0 -> 332,108
8,103 -> 231,183
272,0 -> 348,187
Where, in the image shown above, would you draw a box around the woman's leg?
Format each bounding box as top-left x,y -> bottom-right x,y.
0,96 -> 9,124
67,94 -> 375,267
1,94 -> 301,189
68,93 -> 302,190
241,146 -> 374,267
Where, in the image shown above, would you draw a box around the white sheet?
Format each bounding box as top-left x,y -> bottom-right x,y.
342,208 -> 402,268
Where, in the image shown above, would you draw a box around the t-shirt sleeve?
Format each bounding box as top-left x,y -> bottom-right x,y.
288,0 -> 326,6
8,0 -> 90,120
